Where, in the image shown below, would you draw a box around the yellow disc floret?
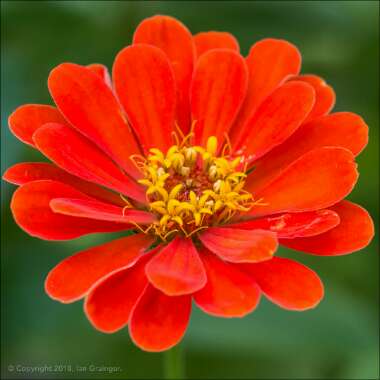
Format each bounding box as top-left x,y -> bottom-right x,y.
130,131 -> 259,241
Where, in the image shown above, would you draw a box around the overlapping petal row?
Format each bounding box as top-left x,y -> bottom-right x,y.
4,15 -> 374,352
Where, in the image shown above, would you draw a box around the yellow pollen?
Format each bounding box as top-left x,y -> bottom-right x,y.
131,132 -> 260,241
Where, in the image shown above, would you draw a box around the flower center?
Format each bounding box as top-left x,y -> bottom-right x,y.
130,131 -> 257,241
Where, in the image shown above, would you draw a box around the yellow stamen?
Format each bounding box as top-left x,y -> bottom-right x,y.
206,136 -> 218,156
129,134 -> 264,241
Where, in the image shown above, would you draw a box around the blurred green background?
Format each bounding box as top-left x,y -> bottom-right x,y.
1,1 -> 379,379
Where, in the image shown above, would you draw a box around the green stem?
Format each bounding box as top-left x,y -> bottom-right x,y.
163,344 -> 185,379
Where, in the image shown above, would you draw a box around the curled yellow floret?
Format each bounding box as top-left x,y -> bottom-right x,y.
130,131 -> 260,241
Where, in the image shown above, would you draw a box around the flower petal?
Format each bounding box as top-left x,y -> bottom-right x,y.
145,237 -> 207,296
247,147 -> 358,217
50,198 -> 155,224
199,227 -> 277,263
3,162 -> 124,206
191,49 -> 248,149
290,74 -> 335,122
246,112 -> 369,193
45,233 -> 153,303
281,200 -> 374,255
133,15 -> 195,132
242,257 -> 324,310
232,81 -> 315,162
86,63 -> 112,87
193,250 -> 261,317
8,104 -> 68,147
194,31 -> 239,57
84,253 -> 152,333
233,38 -> 301,130
48,63 -> 140,178
113,44 -> 176,153
129,285 -> 191,352
231,210 -> 340,238
33,123 -> 145,202
11,180 -> 129,240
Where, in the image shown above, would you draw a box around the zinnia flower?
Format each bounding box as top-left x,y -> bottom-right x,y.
4,15 -> 374,352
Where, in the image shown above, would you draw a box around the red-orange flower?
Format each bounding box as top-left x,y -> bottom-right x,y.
3,15 -> 374,352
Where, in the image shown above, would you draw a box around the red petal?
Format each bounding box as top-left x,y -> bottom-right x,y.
246,112 -> 369,193
33,123 -> 145,202
86,63 -> 112,87
50,197 -> 155,224
242,257 -> 324,310
233,39 -> 301,130
3,162 -> 124,206
84,253 -> 152,333
231,210 -> 340,238
45,233 -> 153,303
8,104 -> 68,147
199,227 -> 277,263
48,63 -> 140,178
133,15 -> 195,132
129,285 -> 191,352
281,200 -> 374,255
145,237 -> 206,296
113,44 -> 176,153
247,147 -> 358,217
10,180 -> 129,240
191,49 -> 248,149
193,250 -> 261,317
194,31 -> 239,57
291,74 -> 335,122
232,81 -> 315,162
